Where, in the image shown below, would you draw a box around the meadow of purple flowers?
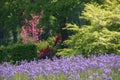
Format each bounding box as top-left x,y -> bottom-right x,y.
0,54 -> 120,80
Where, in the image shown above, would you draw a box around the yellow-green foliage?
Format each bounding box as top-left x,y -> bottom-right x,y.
58,1 -> 120,56
47,36 -> 55,47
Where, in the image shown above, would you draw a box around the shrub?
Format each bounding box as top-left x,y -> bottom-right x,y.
47,35 -> 63,49
58,1 -> 120,56
38,46 -> 57,59
0,47 -> 7,63
0,43 -> 37,63
38,34 -> 62,59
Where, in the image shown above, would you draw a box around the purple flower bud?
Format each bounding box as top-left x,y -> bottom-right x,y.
118,69 -> 120,72
75,74 -> 80,80
108,76 -> 113,80
102,73 -> 107,79
93,73 -> 98,77
89,76 -> 93,80
104,69 -> 111,74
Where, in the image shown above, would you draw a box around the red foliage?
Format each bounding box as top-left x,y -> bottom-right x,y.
54,34 -> 62,46
38,46 -> 56,59
40,46 -> 51,54
38,34 -> 62,59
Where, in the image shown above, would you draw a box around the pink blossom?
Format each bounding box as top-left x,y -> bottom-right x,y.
20,11 -> 44,43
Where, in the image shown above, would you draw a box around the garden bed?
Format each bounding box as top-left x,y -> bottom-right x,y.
0,54 -> 120,80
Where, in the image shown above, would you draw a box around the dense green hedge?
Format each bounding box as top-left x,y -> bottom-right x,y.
0,43 -> 37,63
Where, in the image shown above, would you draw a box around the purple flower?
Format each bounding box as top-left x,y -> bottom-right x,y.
99,63 -> 104,67
108,76 -> 113,80
90,61 -> 98,68
104,69 -> 111,74
68,74 -> 73,80
75,74 -> 80,80
118,69 -> 120,72
96,76 -> 100,80
29,73 -> 35,79
102,73 -> 107,79
89,76 -> 93,80
0,54 -> 119,80
93,73 -> 98,77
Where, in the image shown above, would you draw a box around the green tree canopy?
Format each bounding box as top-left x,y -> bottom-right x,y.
0,0 -> 27,45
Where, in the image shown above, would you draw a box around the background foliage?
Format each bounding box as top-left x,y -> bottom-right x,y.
0,0 -> 103,46
0,0 -> 120,58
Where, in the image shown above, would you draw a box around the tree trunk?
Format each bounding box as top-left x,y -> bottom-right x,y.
0,30 -> 4,45
60,17 -> 68,41
0,31 -> 3,39
12,30 -> 18,43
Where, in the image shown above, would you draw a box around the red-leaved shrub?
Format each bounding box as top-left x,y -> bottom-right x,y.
38,34 -> 62,59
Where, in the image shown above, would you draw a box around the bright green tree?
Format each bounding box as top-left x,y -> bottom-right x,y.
58,0 -> 120,56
